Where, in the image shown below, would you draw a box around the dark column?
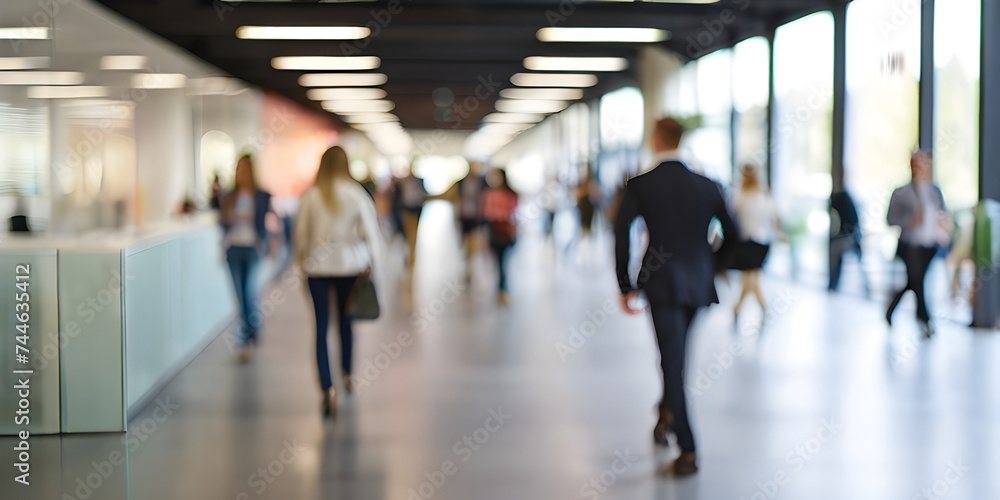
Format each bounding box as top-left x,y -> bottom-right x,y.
765,26 -> 776,187
974,0 -> 1000,328
919,0 -> 935,151
830,3 -> 847,196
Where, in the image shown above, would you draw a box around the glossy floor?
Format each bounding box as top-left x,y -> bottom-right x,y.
4,202 -> 999,500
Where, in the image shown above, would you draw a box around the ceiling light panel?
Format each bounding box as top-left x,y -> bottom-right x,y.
0,57 -> 50,70
495,99 -> 569,114
321,99 -> 395,113
0,71 -> 84,85
28,86 -> 108,99
482,113 -> 546,124
298,73 -> 387,87
523,56 -> 628,72
306,88 -> 387,101
510,73 -> 598,88
237,26 -> 370,40
537,27 -> 669,43
499,88 -> 584,100
0,27 -> 50,40
272,56 -> 380,71
341,113 -> 399,124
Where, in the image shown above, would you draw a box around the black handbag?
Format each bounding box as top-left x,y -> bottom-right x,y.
346,270 -> 380,320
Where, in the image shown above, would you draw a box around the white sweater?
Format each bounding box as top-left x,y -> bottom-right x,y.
293,182 -> 381,277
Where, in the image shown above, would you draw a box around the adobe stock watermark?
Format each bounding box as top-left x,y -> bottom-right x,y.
8,0 -> 71,53
234,439 -> 307,500
580,449 -> 639,499
32,270 -> 135,371
684,0 -> 752,59
910,460 -> 971,500
878,0 -> 930,40
60,397 -> 180,500
346,278 -> 465,392
687,287 -> 797,397
405,407 -> 512,500
554,299 -> 617,362
738,417 -> 844,500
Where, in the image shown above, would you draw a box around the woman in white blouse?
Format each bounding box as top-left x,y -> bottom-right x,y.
294,146 -> 381,418
731,164 -> 780,320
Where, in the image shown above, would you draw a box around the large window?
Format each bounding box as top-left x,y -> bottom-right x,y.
686,49 -> 733,185
773,12 -> 835,282
732,37 -> 771,172
843,0 -> 922,294
935,0 -> 980,211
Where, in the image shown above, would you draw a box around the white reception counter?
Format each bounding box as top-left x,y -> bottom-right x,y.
0,215 -> 236,434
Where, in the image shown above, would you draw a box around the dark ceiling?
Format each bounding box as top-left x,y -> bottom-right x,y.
95,0 -> 839,131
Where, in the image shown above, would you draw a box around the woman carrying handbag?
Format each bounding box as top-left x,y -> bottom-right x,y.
293,146 -> 382,418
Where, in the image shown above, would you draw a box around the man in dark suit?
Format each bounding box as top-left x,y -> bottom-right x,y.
614,117 -> 739,476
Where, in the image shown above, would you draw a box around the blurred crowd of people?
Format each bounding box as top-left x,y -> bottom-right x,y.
204,115 -> 964,476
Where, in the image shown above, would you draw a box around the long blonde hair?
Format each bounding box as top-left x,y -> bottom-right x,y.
314,146 -> 352,213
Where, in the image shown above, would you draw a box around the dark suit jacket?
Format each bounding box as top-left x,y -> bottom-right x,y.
614,161 -> 739,308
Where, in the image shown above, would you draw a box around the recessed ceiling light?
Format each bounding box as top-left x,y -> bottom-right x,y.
272,56 -> 380,71
523,56 -> 628,72
341,113 -> 399,124
321,99 -> 395,113
510,73 -> 598,88
132,73 -> 188,89
28,86 -> 108,99
499,88 -> 584,100
0,57 -> 50,70
0,27 -> 50,40
482,113 -> 546,124
480,123 -> 533,134
306,88 -> 387,101
495,99 -> 569,114
298,73 -> 387,87
101,55 -> 149,70
536,27 -> 670,43
236,26 -> 370,40
0,71 -> 84,85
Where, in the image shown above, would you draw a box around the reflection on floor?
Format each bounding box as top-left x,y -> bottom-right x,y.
3,201 -> 999,500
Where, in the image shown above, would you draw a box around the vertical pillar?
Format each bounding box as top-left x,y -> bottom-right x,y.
974,0 -> 1000,328
830,3 -> 847,196
765,26 -> 776,187
919,0 -> 935,151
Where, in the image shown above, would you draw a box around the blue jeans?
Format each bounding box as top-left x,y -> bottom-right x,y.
307,276 -> 358,391
226,246 -> 260,345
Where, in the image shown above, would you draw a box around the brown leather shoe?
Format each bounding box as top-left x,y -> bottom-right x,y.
657,452 -> 698,476
653,406 -> 674,445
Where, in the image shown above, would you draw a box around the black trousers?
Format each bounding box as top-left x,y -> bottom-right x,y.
887,244 -> 938,323
650,303 -> 698,453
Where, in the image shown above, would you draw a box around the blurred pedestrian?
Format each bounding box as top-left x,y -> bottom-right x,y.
886,150 -> 951,338
395,168 -> 427,272
730,164 -> 780,320
615,117 -> 739,476
294,146 -> 381,417
482,168 -> 518,306
829,190 -> 867,293
220,154 -> 272,362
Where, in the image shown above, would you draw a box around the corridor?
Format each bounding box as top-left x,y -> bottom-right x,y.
4,202 -> 999,500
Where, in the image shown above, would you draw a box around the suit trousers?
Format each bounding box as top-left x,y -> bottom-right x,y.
887,244 -> 938,324
650,303 -> 699,453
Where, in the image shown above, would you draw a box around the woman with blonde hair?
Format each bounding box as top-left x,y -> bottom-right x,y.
730,164 -> 780,320
294,146 -> 381,417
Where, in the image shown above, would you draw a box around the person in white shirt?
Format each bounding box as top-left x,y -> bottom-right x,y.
294,146 -> 382,418
731,164 -> 780,320
886,150 -> 950,338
